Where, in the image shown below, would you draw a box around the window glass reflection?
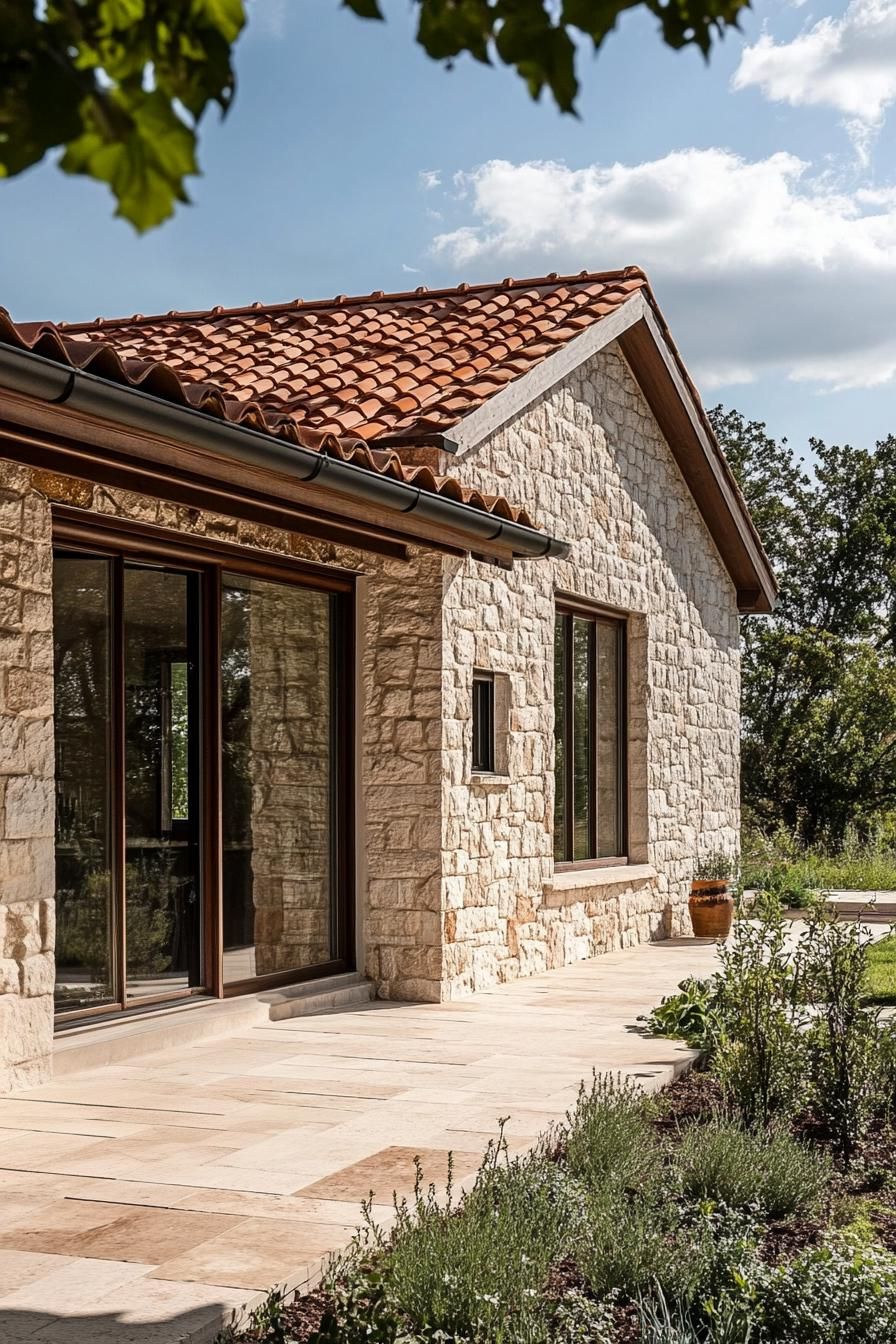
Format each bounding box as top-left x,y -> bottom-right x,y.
597,623 -> 620,858
53,556 -> 115,1011
221,574 -> 334,984
123,567 -> 201,1000
572,617 -> 594,861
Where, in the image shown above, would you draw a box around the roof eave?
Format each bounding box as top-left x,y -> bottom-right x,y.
0,341 -> 570,565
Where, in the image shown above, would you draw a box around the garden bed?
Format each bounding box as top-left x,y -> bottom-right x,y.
217,1071 -> 896,1344
218,908 -> 896,1344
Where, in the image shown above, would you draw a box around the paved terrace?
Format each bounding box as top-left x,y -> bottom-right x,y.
0,940 -> 721,1344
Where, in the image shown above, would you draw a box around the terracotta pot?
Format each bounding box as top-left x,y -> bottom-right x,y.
688,879 -> 734,938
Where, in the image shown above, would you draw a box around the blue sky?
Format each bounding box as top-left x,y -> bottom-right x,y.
2,0 -> 895,459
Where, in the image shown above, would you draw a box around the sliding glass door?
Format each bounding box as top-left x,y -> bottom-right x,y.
123,566 -> 202,1002
53,556 -> 116,1012
52,530 -> 353,1022
220,574 -> 337,987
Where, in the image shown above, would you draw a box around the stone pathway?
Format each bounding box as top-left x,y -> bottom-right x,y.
0,939 -> 720,1344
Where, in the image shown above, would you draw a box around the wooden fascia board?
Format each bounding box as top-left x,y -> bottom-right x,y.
450,293 -> 649,455
0,388 -> 518,566
616,311 -> 777,614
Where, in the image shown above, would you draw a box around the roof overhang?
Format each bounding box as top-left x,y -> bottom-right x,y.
0,342 -> 570,567
449,291 -> 777,615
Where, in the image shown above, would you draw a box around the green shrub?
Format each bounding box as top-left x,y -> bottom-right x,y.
639,977 -> 724,1054
763,1234 -> 896,1343
564,1073 -> 663,1196
676,1119 -> 830,1219
695,850 -> 736,882
741,824 -> 896,899
637,1284 -> 757,1343
550,1290 -> 619,1344
214,1290 -> 288,1344
799,912 -> 884,1160
634,1208 -> 764,1342
714,914 -> 806,1126
574,1138 -> 764,1307
328,1141 -> 582,1344
578,1185 -> 685,1301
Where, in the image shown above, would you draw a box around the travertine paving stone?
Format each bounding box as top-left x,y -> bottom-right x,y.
0,939 -> 717,1343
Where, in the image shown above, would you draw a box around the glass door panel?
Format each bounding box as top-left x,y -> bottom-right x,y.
596,622 -> 621,858
53,538 -> 350,1020
572,617 -> 594,861
53,556 -> 115,1012
221,573 -> 335,984
123,566 -> 202,1000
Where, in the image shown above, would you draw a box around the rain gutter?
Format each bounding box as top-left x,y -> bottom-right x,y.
0,343 -> 571,561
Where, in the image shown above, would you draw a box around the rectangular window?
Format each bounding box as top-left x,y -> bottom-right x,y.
472,670 -> 496,773
553,605 -> 627,864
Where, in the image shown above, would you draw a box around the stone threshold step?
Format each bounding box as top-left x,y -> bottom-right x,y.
259,972 -> 376,1020
52,973 -> 376,1076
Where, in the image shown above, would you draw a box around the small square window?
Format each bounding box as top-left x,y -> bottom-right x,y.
472,670 -> 496,773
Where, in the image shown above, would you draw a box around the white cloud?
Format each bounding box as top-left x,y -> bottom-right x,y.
732,0 -> 896,161
430,150 -> 896,391
401,263 -> 422,274
419,170 -> 442,191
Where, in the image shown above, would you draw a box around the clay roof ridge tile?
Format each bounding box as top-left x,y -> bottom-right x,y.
53,266 -> 648,331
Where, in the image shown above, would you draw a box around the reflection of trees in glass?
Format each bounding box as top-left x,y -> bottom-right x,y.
554,613 -> 623,862
55,866 -> 113,1003
572,618 -> 593,861
53,559 -> 110,846
597,626 -> 619,858
221,583 -> 252,845
53,557 -> 114,1009
55,857 -> 177,1002
125,853 -> 178,978
169,660 -> 189,822
126,678 -> 163,837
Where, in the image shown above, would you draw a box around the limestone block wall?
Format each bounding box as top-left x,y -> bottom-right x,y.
0,464 -> 55,1092
440,343 -> 741,996
247,581 -> 333,976
361,553 -> 444,1001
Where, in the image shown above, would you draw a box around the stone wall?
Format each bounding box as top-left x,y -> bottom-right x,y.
439,342 -> 741,996
15,471 -> 445,1016
0,464 -> 55,1092
245,581 -> 333,975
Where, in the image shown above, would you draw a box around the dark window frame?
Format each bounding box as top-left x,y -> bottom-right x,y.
553,600 -> 628,869
471,670 -> 496,774
52,509 -> 356,1025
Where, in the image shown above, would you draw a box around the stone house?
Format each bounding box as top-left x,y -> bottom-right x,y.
0,270 -> 775,1091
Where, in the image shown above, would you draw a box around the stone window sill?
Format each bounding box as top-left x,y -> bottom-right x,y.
544,863 -> 657,906
469,772 -> 512,786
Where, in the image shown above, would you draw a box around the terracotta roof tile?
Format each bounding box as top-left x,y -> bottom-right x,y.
0,306 -> 538,530
54,269 -> 651,445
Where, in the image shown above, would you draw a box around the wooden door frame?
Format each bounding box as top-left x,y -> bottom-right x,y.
52,510 -> 356,1025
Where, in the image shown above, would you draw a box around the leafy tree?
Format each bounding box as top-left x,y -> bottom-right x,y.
711,407 -> 896,846
1,0 -> 750,230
